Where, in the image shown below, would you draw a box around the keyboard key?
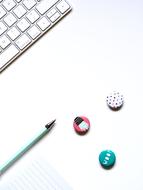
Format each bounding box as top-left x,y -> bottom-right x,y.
26,10 -> 40,24
0,0 -> 71,72
23,0 -> 36,10
7,27 -> 20,40
0,22 -> 7,36
36,0 -> 58,15
0,45 -> 19,68
47,8 -> 57,18
4,13 -> 17,27
27,25 -> 41,39
16,0 -> 22,2
2,0 -> 16,11
13,5 -> 27,18
50,12 -> 60,22
0,6 -> 6,19
37,17 -> 50,31
0,35 -> 11,49
17,18 -> 30,32
15,34 -> 31,50
56,0 -> 70,14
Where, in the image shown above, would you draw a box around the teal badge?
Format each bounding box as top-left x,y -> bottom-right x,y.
99,150 -> 116,169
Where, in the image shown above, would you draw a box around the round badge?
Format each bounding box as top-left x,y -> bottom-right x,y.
106,91 -> 124,110
99,150 -> 116,169
73,116 -> 90,135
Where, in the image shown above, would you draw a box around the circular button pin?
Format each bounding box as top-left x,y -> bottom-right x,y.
106,91 -> 124,110
99,150 -> 116,169
73,116 -> 90,135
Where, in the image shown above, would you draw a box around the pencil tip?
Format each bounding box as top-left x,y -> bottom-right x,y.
45,119 -> 56,130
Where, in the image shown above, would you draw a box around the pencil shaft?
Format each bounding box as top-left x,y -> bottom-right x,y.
0,128 -> 48,174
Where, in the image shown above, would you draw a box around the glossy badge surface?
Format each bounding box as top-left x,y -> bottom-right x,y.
106,91 -> 124,110
99,150 -> 116,169
73,116 -> 90,135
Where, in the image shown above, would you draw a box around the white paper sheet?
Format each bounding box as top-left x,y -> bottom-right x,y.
0,158 -> 72,190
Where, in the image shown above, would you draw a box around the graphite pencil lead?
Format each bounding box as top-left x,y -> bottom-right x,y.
45,119 -> 56,130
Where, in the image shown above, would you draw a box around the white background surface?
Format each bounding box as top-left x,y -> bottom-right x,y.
0,0 -> 143,189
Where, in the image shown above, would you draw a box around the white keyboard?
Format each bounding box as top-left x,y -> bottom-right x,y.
0,0 -> 71,72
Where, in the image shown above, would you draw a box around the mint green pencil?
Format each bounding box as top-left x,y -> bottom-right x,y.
0,119 -> 56,175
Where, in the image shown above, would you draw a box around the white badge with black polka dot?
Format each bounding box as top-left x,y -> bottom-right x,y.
106,91 -> 124,110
